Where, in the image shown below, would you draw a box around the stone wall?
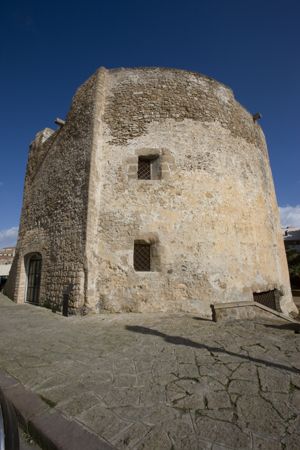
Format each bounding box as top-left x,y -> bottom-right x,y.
89,68 -> 295,317
4,74 -> 98,311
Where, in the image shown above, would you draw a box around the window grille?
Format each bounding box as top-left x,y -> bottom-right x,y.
138,158 -> 151,179
253,290 -> 277,311
134,243 -> 151,271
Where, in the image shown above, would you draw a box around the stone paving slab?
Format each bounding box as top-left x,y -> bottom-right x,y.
0,293 -> 300,449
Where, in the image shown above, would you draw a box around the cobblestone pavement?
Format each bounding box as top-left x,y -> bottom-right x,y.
0,294 -> 299,450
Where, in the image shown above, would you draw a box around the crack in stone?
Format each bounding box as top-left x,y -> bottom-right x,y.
196,408 -> 246,434
166,431 -> 175,450
280,421 -> 298,449
256,366 -> 263,391
260,392 -> 294,423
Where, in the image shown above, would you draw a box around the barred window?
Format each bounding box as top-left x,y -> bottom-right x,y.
253,290 -> 280,311
137,155 -> 160,180
134,242 -> 151,271
138,158 -> 151,180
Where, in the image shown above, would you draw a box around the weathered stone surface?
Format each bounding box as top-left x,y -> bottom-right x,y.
193,416 -> 252,449
251,435 -> 282,450
104,68 -> 264,148
111,422 -> 151,449
4,73 -> 98,311
236,395 -> 286,437
4,67 -> 296,317
291,390 -> 300,411
1,295 -> 300,449
205,391 -> 231,409
228,379 -> 260,395
257,366 -> 291,393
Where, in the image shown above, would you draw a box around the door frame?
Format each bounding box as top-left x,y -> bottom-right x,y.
25,253 -> 42,305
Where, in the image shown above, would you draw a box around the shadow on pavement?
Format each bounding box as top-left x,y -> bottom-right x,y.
263,322 -> 300,332
126,325 -> 300,374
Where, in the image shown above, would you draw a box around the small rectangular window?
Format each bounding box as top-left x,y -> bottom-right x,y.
138,158 -> 151,180
134,243 -> 151,271
137,155 -> 160,180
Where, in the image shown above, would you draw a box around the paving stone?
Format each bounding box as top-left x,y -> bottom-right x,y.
134,360 -> 153,373
257,366 -> 291,393
175,347 -> 196,364
135,428 -> 172,450
198,363 -> 231,385
291,373 -> 300,389
206,391 -> 231,409
77,403 -> 131,441
193,416 -> 251,449
1,294 -> 300,450
196,408 -> 235,422
102,387 -> 141,407
285,413 -> 300,436
83,380 -> 114,398
113,359 -> 136,375
260,392 -> 294,419
195,350 -> 215,364
285,352 -> 300,368
166,381 -> 188,403
139,384 -> 166,406
109,405 -> 157,423
111,422 -> 152,449
236,395 -> 286,437
135,371 -> 155,387
291,389 -> 300,411
281,432 -> 300,450
152,360 -> 178,376
36,381 -> 87,405
142,405 -> 187,427
229,362 -> 257,380
114,374 -> 138,388
174,393 -> 206,410
228,379 -> 260,395
162,418 -> 196,449
178,363 -> 200,378
251,434 -> 282,450
211,444 -> 235,450
56,391 -> 101,417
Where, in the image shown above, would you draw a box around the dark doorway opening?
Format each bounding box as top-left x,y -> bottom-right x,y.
26,254 -> 42,304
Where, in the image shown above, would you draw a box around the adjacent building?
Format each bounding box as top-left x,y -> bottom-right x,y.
0,247 -> 15,290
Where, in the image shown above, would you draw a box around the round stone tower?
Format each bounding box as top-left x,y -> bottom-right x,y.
5,67 -> 296,318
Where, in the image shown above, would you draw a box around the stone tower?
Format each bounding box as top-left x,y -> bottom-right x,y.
4,67 -> 296,317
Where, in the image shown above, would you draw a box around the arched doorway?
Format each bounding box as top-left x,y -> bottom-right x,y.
26,253 -> 42,304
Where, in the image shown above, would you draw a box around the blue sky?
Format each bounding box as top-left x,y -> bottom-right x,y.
0,0 -> 299,247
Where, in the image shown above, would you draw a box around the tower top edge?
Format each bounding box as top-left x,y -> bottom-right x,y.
96,66 -> 233,93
